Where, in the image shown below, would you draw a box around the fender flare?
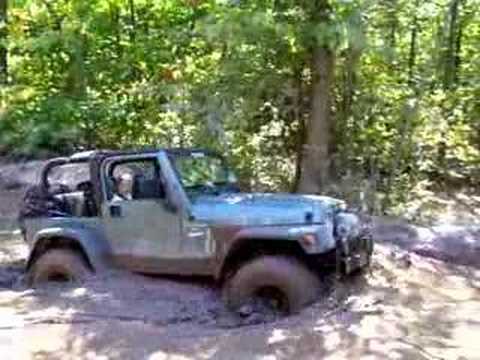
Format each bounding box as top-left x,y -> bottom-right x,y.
27,227 -> 110,271
214,227 -> 305,281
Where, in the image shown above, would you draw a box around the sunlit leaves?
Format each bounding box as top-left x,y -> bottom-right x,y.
0,0 -> 478,205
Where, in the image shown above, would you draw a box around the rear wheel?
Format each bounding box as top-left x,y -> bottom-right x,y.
27,248 -> 91,285
223,255 -> 321,315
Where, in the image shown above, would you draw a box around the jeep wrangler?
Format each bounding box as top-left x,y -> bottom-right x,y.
19,149 -> 373,314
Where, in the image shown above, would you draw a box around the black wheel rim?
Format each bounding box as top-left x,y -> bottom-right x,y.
254,286 -> 290,314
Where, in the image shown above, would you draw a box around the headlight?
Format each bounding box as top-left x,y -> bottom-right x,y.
335,212 -> 360,239
288,224 -> 336,253
300,233 -> 317,248
336,223 -> 350,238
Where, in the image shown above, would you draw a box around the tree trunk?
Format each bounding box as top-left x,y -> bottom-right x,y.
0,0 -> 7,85
128,0 -> 136,43
443,0 -> 461,90
65,35 -> 87,97
297,0 -> 335,194
387,0 -> 398,70
453,2 -> 465,85
292,72 -> 306,192
109,1 -> 121,55
297,46 -> 335,193
341,45 -> 361,125
407,0 -> 419,86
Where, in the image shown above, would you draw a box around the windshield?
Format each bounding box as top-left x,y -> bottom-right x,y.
169,151 -> 239,196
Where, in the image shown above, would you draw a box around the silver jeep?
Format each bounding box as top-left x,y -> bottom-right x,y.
19,148 -> 373,314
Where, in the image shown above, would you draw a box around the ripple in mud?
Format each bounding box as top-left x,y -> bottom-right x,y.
0,269 -> 342,333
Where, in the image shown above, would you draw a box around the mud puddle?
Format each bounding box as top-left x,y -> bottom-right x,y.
0,238 -> 479,359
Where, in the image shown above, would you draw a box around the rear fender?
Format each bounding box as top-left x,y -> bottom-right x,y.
27,227 -> 111,271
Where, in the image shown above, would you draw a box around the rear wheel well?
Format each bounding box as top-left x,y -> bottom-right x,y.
219,239 -> 310,284
27,237 -> 94,272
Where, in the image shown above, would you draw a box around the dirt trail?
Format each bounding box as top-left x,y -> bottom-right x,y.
0,237 -> 479,360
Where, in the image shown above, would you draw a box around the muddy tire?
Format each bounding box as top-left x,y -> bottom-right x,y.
27,249 -> 91,285
223,255 -> 321,315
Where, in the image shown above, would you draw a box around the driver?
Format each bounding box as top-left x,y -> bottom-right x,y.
112,172 -> 134,202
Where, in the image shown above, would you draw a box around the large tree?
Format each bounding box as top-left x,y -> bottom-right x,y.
297,0 -> 336,193
0,0 -> 7,84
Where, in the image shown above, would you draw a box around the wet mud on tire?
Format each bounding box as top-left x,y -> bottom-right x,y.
27,249 -> 91,285
223,256 -> 322,316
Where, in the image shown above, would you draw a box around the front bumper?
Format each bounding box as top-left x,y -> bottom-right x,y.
307,234 -> 373,274
291,211 -> 373,274
341,235 -> 373,274
333,211 -> 373,274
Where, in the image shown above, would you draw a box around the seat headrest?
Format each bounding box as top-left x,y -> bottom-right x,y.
133,176 -> 163,199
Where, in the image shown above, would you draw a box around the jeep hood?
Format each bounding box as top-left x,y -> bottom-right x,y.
190,193 -> 344,226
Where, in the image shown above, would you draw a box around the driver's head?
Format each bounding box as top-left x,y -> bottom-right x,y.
116,172 -> 134,199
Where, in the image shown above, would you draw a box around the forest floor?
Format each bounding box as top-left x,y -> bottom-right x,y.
0,160 -> 479,359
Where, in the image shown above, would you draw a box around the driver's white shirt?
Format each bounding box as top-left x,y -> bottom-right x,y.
111,193 -> 133,202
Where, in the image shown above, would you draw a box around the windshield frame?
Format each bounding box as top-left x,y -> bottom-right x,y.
167,150 -> 239,198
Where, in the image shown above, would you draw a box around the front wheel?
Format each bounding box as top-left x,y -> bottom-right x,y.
223,255 -> 321,315
27,248 -> 92,285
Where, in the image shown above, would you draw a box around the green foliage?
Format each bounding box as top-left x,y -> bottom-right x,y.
0,0 -> 479,212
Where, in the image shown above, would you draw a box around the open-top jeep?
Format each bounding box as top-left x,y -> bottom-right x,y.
19,149 -> 373,314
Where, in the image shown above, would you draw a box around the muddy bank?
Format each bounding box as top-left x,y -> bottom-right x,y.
373,217 -> 480,268
0,159 -> 89,218
0,160 -> 43,218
